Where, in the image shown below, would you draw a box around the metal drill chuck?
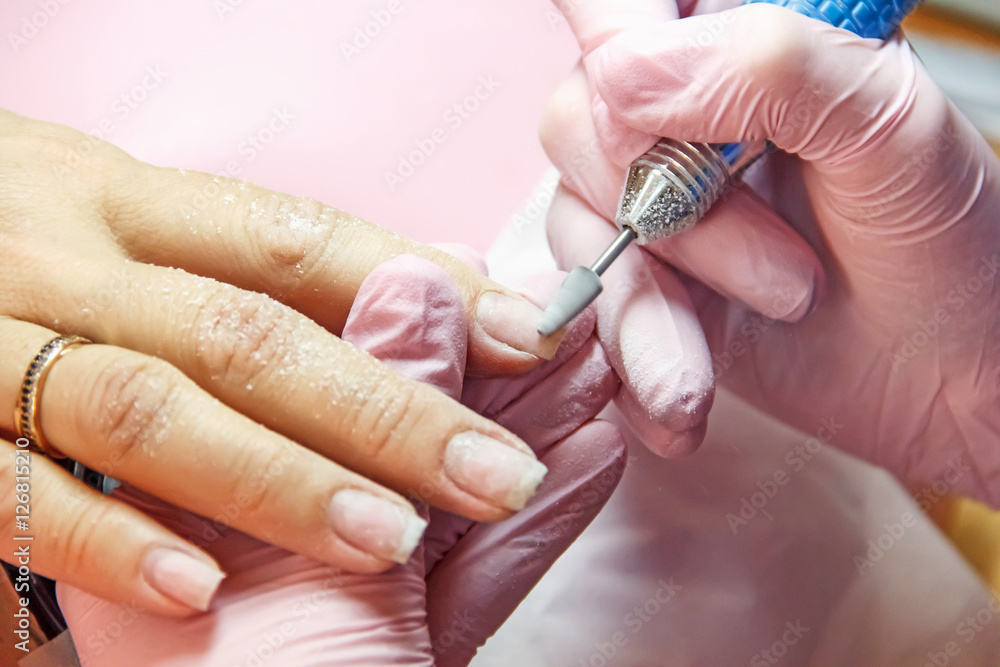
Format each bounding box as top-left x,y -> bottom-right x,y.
616,138 -> 765,245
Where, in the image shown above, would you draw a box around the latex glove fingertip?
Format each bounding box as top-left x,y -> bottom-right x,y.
614,383 -> 711,458
343,254 -> 467,400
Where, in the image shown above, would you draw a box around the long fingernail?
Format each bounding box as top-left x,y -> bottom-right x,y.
477,291 -> 563,359
444,431 -> 548,510
327,490 -> 427,564
143,548 -> 225,611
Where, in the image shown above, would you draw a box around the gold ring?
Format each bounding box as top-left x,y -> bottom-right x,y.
15,335 -> 90,458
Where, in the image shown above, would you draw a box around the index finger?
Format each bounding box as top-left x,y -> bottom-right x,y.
94,156 -> 564,376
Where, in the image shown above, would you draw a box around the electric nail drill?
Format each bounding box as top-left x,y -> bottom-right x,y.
537,0 -> 923,335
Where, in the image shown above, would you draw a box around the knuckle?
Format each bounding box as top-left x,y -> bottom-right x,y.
190,287 -> 292,387
87,357 -> 184,462
53,496 -> 121,578
341,369 -> 428,463
244,193 -> 338,293
220,441 -> 296,529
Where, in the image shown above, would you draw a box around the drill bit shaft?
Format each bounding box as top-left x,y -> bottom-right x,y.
538,138 -> 757,335
536,228 -> 635,336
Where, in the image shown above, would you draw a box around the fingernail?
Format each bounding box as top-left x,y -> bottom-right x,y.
143,548 -> 225,612
804,268 -> 826,318
444,431 -> 548,510
327,489 -> 427,564
477,291 -> 562,360
778,282 -> 816,323
645,420 -> 709,459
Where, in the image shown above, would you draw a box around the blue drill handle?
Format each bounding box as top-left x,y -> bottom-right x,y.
744,0 -> 920,40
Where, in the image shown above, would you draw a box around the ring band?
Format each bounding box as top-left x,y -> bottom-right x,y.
15,335 -> 90,458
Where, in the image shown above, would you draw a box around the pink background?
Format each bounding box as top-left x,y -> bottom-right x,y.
0,0 -> 579,252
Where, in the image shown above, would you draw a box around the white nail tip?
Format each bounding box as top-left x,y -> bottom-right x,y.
391,513 -> 428,564
506,458 -> 548,510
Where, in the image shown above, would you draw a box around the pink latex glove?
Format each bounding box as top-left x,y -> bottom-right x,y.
60,254 -> 622,665
544,4 -> 1000,502
541,0 -> 826,455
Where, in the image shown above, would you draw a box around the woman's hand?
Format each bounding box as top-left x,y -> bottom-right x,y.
0,109 -> 564,615
59,255 -> 624,666
544,4 -> 1000,501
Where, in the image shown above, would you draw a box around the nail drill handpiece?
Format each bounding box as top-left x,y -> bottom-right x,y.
538,0 -> 922,335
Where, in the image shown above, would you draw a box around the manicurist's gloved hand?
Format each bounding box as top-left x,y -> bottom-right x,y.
544,2 -> 1000,501
542,0 -> 825,453
0,108 -> 567,616
60,254 -> 624,666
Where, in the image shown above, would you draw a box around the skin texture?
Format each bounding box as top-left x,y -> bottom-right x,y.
0,109 -> 572,615
544,2 -> 1000,502
59,255 -> 624,665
